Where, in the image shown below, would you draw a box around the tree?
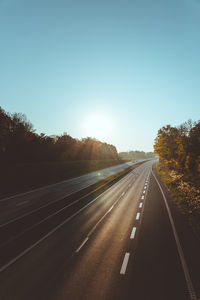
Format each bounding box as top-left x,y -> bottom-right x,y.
0,106 -> 120,163
154,120 -> 200,178
186,122 -> 200,174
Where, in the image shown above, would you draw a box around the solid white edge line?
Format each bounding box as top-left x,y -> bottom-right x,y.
130,227 -> 137,239
136,212 -> 140,220
75,237 -> 89,253
120,253 -> 130,274
152,170 -> 197,300
108,205 -> 114,212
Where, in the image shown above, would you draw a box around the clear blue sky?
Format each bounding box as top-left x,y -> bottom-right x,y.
0,0 -> 200,152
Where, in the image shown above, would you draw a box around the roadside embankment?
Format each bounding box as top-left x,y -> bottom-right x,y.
156,162 -> 200,236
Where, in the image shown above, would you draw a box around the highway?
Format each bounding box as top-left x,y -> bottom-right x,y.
0,160 -> 137,225
0,160 -> 199,300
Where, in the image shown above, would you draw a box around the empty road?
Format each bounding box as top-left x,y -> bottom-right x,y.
0,160 -> 199,300
0,160 -> 138,225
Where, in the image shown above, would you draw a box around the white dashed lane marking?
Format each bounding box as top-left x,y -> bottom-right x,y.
120,253 -> 130,275
130,227 -> 137,239
136,213 -> 140,220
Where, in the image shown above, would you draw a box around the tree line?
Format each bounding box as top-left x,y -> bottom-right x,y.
154,120 -> 200,178
0,106 -> 119,163
119,150 -> 156,160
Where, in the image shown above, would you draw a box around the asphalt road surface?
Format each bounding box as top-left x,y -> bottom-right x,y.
0,160 -> 199,300
0,160 -> 138,225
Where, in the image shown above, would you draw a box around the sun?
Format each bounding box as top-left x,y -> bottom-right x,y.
82,112 -> 114,141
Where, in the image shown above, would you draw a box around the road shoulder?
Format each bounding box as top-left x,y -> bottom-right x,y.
153,164 -> 200,300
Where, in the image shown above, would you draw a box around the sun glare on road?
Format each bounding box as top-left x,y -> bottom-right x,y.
82,113 -> 114,141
